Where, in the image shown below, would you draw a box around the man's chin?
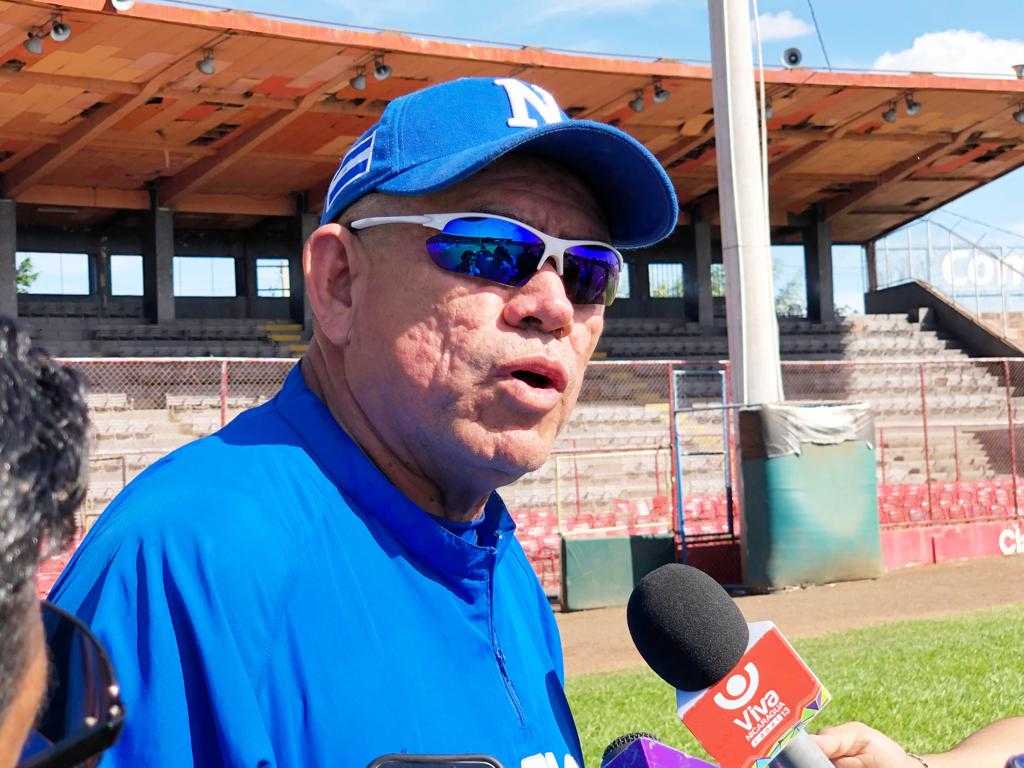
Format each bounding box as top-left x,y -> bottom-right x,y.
484,433 -> 556,484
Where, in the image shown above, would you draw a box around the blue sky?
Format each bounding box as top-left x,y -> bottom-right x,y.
23,0 -> 1024,310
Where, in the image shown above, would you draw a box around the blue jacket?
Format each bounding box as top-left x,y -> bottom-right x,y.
51,366 -> 583,768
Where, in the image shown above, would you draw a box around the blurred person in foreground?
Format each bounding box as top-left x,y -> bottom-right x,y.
815,719 -> 1024,768
49,77 -> 678,767
0,317 -> 122,767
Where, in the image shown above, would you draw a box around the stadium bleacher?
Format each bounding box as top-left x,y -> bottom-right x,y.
20,317 -> 303,358
64,311 -> 1024,595
596,313 -> 967,361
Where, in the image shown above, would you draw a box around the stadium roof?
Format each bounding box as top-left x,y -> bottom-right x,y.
3,0 -> 1024,243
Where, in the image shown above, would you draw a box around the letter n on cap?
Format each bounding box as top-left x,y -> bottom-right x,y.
494,78 -> 564,129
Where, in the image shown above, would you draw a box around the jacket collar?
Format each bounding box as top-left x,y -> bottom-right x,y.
273,365 -> 517,590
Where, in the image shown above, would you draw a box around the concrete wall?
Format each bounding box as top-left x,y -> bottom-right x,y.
608,225 -> 721,320
14,213 -> 297,320
865,281 -> 1024,358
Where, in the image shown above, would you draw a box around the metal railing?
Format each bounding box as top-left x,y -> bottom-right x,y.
877,217 -> 1024,337
59,354 -> 1024,596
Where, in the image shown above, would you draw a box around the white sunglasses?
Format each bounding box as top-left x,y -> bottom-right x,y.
349,212 -> 622,306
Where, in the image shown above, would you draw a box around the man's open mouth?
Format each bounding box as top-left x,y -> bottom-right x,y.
511,369 -> 555,389
500,358 -> 569,393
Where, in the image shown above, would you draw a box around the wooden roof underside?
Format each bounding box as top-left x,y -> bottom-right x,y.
3,0 -> 1024,241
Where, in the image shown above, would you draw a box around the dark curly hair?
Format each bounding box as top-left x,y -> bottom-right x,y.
0,316 -> 88,718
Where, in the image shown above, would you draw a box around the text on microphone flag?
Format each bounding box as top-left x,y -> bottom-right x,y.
679,626 -> 830,768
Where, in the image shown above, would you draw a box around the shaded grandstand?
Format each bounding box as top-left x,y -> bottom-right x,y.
7,0 -> 1024,597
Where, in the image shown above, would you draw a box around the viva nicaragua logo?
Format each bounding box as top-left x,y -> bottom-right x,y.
714,663 -> 791,748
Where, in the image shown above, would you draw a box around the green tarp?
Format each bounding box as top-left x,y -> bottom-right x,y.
560,534 -> 675,611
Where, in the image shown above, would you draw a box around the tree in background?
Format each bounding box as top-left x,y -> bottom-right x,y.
774,271 -> 806,317
713,261 -> 808,316
710,263 -> 725,297
648,260 -> 825,318
16,257 -> 37,293
650,279 -> 682,298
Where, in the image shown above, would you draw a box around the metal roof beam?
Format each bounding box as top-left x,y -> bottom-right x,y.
823,102 -> 1023,221
1,34 -> 225,199
18,184 -> 292,216
823,141 -> 953,221
158,69 -> 355,205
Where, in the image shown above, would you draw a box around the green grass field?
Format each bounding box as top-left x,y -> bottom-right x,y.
566,605 -> 1024,767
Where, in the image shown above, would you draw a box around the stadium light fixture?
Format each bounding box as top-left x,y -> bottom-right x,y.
882,101 -> 898,124
49,17 -> 71,42
904,93 -> 921,117
110,0 -> 135,9
23,30 -> 43,55
1014,105 -> 1024,125
629,90 -> 645,113
195,49 -> 215,76
373,56 -> 391,81
652,82 -> 670,104
350,68 -> 367,91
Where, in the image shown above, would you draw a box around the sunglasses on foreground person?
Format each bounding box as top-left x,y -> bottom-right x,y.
349,211 -> 624,306
0,317 -> 122,768
16,603 -> 123,768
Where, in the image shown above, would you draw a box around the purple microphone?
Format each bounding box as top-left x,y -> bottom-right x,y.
601,734 -> 717,768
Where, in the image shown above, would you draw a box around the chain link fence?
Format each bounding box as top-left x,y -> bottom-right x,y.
783,358 -> 1024,526
508,361 -> 681,593
70,357 -> 296,528
47,355 -> 1024,598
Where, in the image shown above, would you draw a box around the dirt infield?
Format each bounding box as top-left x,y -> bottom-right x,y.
557,555 -> 1024,678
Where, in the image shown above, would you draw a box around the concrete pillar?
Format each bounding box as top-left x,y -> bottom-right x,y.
0,200 -> 17,319
296,213 -> 317,337
232,237 -> 250,317
709,0 -> 784,405
865,240 -> 878,293
803,212 -> 834,323
96,245 -> 109,316
633,257 -> 651,306
684,217 -> 714,327
144,206 -> 175,322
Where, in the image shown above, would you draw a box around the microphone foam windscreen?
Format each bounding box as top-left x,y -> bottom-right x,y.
601,732 -> 657,766
626,563 -> 749,692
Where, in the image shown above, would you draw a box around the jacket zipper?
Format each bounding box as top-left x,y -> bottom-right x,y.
490,535 -> 526,725
495,646 -> 525,725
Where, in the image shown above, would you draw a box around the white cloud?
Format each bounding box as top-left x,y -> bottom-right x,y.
755,10 -> 812,42
535,0 -> 666,21
873,30 -> 1024,76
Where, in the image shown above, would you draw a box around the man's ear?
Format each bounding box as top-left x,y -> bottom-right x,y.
303,223 -> 364,347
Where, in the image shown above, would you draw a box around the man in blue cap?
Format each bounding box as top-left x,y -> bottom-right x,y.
50,77 -> 678,768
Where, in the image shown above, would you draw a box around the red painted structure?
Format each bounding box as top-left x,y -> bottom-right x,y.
37,482 -> 1023,599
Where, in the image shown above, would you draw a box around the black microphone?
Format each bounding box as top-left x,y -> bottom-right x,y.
627,564 -> 832,768
627,561 -> 749,692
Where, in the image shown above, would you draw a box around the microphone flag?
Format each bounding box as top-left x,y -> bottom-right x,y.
677,623 -> 830,768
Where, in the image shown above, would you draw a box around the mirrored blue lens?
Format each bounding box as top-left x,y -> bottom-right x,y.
564,244 -> 620,306
424,216 -> 620,306
426,217 -> 543,287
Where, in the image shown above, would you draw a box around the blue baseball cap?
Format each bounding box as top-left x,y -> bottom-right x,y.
320,77 -> 679,249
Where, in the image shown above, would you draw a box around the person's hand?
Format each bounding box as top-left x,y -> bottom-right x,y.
813,722 -> 926,768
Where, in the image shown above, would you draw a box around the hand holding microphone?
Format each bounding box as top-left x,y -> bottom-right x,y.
626,563 -> 833,768
813,722 -> 930,768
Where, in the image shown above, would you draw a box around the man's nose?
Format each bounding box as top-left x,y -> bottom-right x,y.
502,262 -> 574,336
